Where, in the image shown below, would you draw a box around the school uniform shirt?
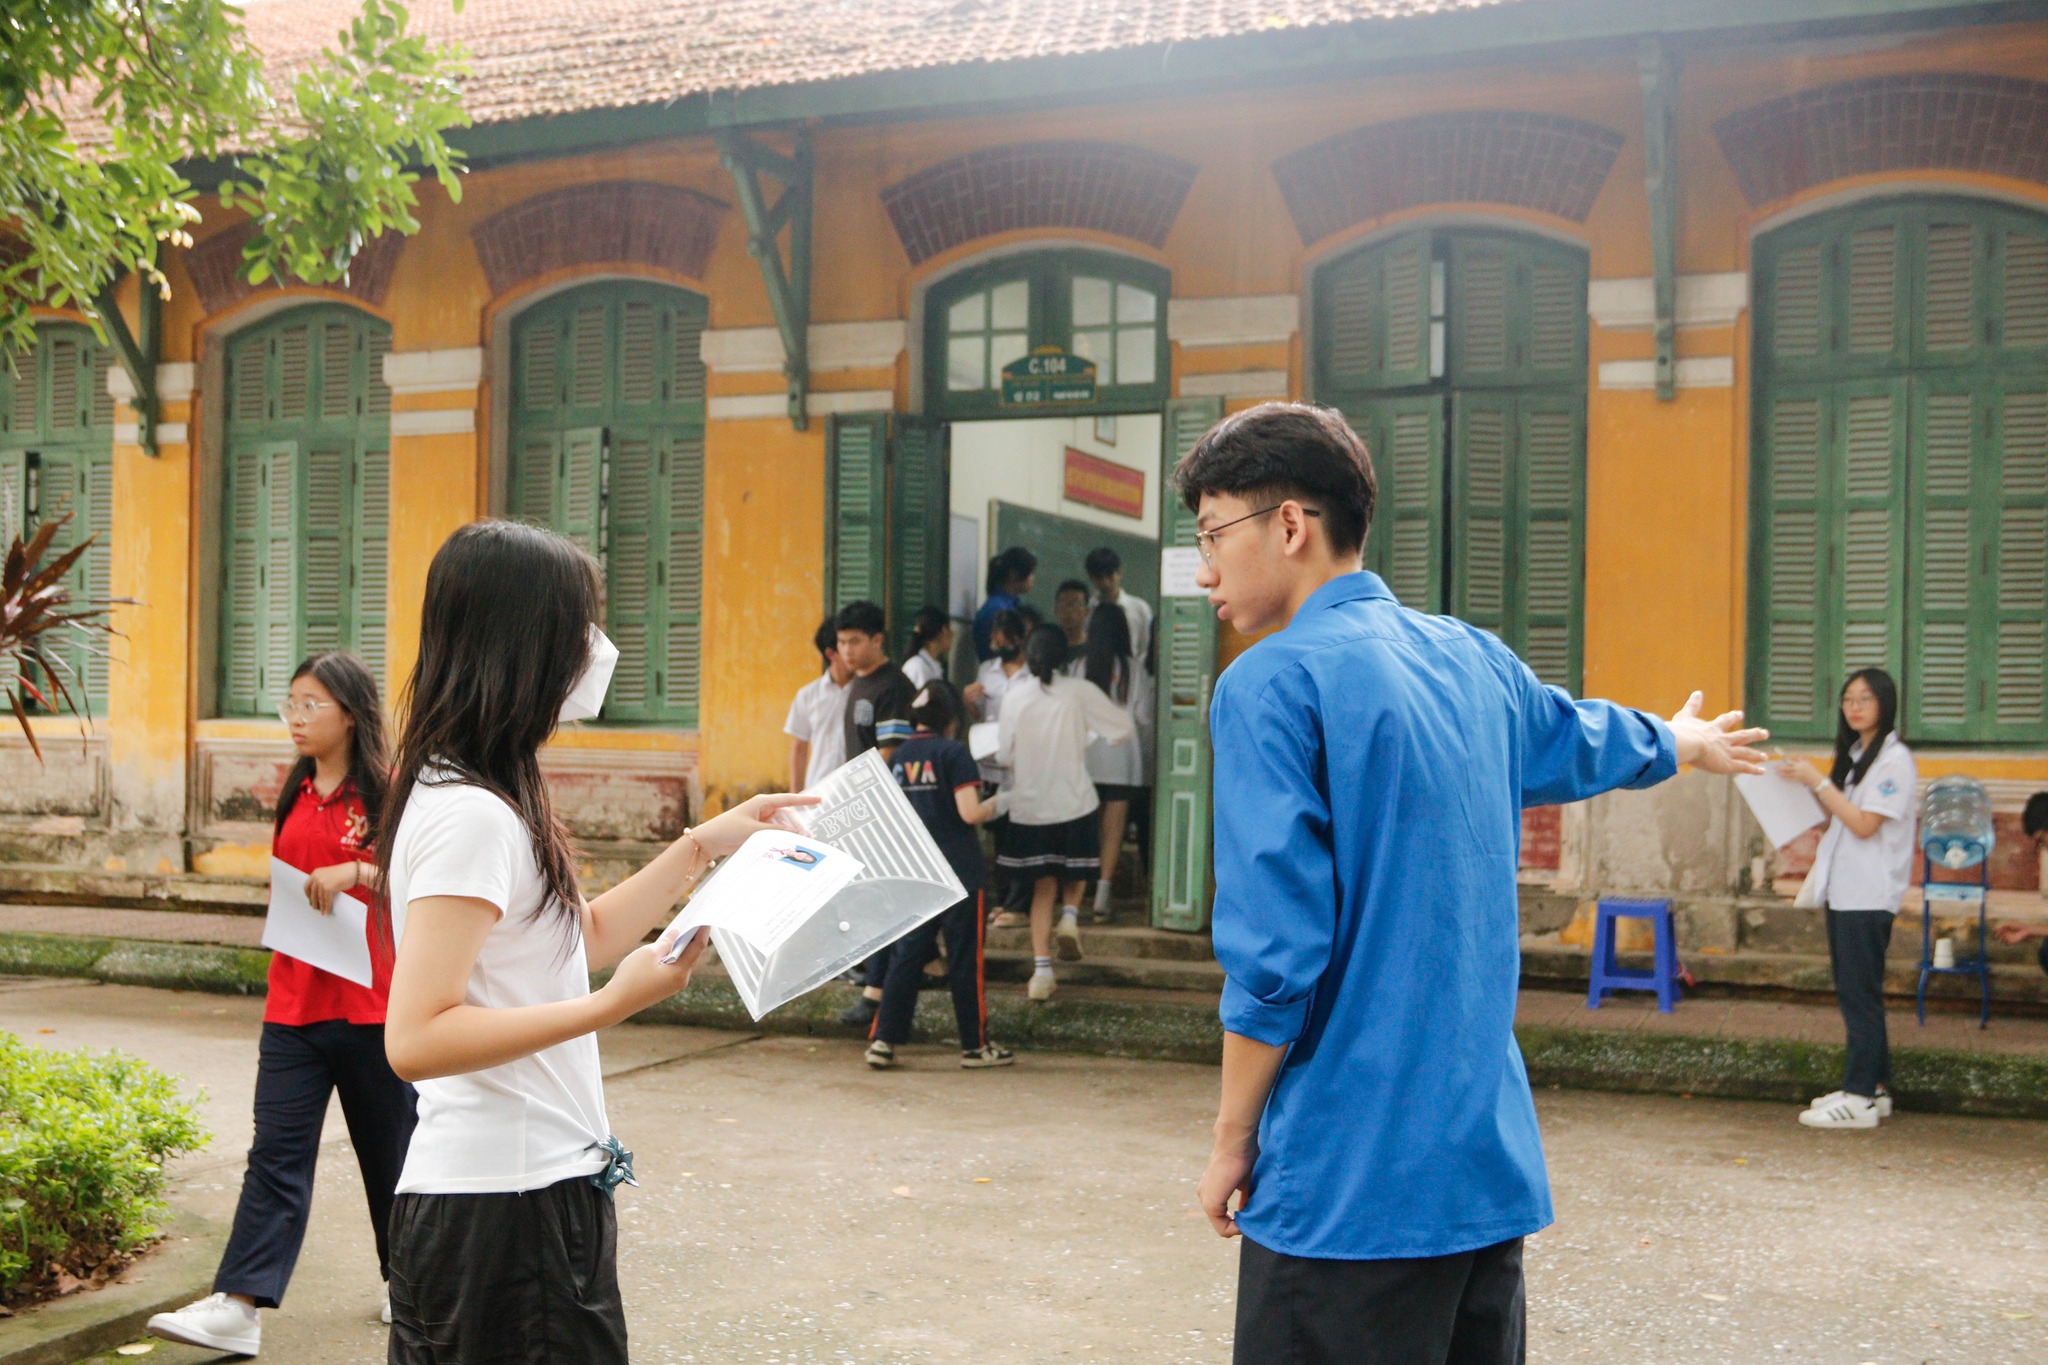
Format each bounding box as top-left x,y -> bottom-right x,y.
783,671 -> 851,787
902,650 -> 946,692
1065,657 -> 1152,788
1209,572 -> 1675,1261
266,776 -> 389,1026
972,590 -> 1022,661
387,774 -> 610,1195
995,674 -> 1136,826
889,733 -> 986,892
843,662 -> 915,761
1809,735 -> 1919,913
973,658 -> 1026,723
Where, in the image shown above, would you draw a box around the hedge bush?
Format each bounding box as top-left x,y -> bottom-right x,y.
0,1032 -> 207,1306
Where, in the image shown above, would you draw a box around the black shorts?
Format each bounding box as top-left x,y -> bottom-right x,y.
1094,783 -> 1143,804
994,812 -> 1100,882
1235,1234 -> 1525,1365
386,1175 -> 626,1365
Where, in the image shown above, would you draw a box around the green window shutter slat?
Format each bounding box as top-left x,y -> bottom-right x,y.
887,416 -> 949,650
49,337 -> 80,432
559,427 -> 604,559
619,302 -> 658,406
231,334 -> 267,425
356,445 -> 389,683
1151,393 -> 1223,934
89,344 -> 113,429
276,324 -> 310,421
1519,394 -> 1584,689
264,444 -> 301,708
0,451 -> 25,537
1321,259 -> 1376,390
301,447 -> 349,657
1451,242 -> 1513,383
80,454 -> 112,702
1769,243 -> 1826,362
7,337 -> 36,436
1992,383 -> 2048,736
666,428 -> 704,724
1318,230 -> 1431,391
1837,385 -> 1905,682
1920,220 -> 1977,355
320,321 -> 355,419
33,454 -> 84,705
521,319 -> 560,410
222,448 -> 265,714
512,435 -> 557,523
1908,385 -> 1975,736
1525,255 -> 1586,384
670,300 -> 707,408
1844,223 -> 1903,360
605,430 -> 657,718
825,412 -> 887,609
1349,395 -> 1443,610
365,329 -> 391,417
1755,391 -> 1827,734
2001,228 -> 2048,351
1452,393 -> 1511,637
570,305 -> 607,410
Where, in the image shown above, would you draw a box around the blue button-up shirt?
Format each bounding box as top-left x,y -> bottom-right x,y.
1210,572 -> 1676,1260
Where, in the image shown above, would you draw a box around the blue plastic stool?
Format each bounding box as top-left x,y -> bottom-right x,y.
1586,898 -> 1681,1013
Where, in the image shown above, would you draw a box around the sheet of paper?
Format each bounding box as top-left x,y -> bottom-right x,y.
1159,546 -> 1205,598
967,722 -> 1000,761
263,857 -> 373,987
661,832 -> 865,961
1735,769 -> 1827,848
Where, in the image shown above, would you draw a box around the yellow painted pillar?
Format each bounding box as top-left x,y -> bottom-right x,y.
382,348 -> 484,697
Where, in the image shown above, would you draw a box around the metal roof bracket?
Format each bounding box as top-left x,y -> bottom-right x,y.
718,128 -> 813,431
1639,40 -> 1679,403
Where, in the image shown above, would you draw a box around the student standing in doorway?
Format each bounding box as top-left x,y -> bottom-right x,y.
1086,546 -> 1154,668
835,599 -> 917,1028
973,546 -> 1037,661
1180,404 -> 1766,1365
996,624 -> 1136,1001
902,606 -> 953,692
784,615 -> 853,791
376,521 -> 809,1365
1053,578 -> 1091,651
1775,668 -> 1917,1131
148,652 -> 413,1358
965,607 -> 1030,726
1081,601 -> 1151,923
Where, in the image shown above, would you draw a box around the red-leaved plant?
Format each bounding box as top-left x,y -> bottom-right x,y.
2,514 -> 126,762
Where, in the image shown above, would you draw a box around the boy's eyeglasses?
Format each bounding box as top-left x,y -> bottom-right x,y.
1193,505 -> 1321,567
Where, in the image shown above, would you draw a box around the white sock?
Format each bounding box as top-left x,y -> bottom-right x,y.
1033,955 -> 1053,973
1060,905 -> 1079,920
1094,881 -> 1112,909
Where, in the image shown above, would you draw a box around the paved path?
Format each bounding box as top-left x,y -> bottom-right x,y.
0,981 -> 2042,1364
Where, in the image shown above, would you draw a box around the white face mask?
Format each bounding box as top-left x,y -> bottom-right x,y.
559,626 -> 620,722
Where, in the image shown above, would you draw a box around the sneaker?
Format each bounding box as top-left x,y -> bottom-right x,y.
148,1293 -> 261,1355
837,995 -> 879,1028
865,1039 -> 895,1070
1091,881 -> 1114,923
962,1043 -> 1016,1069
381,1284 -> 392,1325
1027,968 -> 1057,1001
1808,1089 -> 1893,1118
1799,1093 -> 1882,1129
1056,910 -> 1084,962
990,910 -> 1028,930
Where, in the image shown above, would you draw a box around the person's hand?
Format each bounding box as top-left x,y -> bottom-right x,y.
688,792 -> 821,860
962,682 -> 986,708
603,927 -> 709,1015
1667,691 -> 1770,775
1995,922 -> 2046,947
303,862 -> 364,914
1196,1132 -> 1259,1239
1773,759 -> 1826,791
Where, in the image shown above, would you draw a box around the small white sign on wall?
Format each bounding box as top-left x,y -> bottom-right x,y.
1160,546 -> 1206,598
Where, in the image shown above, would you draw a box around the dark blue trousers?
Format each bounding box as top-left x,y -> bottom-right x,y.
214,1020 -> 417,1307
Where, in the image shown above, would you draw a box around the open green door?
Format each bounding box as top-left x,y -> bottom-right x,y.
1151,394 -> 1223,932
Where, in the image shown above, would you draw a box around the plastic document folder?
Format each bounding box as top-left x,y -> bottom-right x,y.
667,750 -> 966,1019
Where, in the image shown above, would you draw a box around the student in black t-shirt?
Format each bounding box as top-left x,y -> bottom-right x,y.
867,681 -> 1015,1071
834,599 -> 920,1028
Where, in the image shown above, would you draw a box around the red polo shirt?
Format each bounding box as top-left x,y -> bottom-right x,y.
266,776 -> 391,1026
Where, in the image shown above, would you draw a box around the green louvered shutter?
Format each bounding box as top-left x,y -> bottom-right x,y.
1989,378 -> 2048,741
1450,237 -> 1517,386
1836,381 -> 1907,687
558,427 -> 604,560
1452,392 -> 1512,642
2000,220 -> 2048,355
511,433 -> 557,524
825,412 -> 887,610
1841,219 -> 1908,371
1350,395 -> 1443,610
356,445 -> 389,683
1151,393 -> 1224,933
605,428 -> 658,719
666,425 -> 705,725
1520,392 -> 1584,688
1751,388 -> 1829,735
0,450 -> 24,539
887,415 -> 949,648
302,446 -> 349,655
1319,230 -> 1432,392
221,446 -> 265,715
263,443 -> 300,710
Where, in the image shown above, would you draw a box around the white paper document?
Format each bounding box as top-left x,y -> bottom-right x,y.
1159,546 -> 1205,598
661,832 -> 865,963
1735,769 -> 1828,848
967,722 -> 1000,761
263,856 -> 373,986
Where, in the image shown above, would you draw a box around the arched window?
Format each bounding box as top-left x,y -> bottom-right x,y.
1749,196 -> 2048,744
1313,227 -> 1588,691
1,324 -> 115,709
218,305 -> 391,715
923,250 -> 1169,420
506,280 -> 707,726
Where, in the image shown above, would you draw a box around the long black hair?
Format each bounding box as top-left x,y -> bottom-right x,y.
909,605 -> 950,654
1082,601 -> 1133,704
1830,667 -> 1899,791
374,521 -> 602,940
274,651 -> 388,836
1023,623 -> 1069,685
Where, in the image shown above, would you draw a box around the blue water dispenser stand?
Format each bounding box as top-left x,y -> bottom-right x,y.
1917,852 -> 1991,1029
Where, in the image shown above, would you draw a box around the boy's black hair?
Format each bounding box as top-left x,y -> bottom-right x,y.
812,614 -> 839,661
908,679 -> 963,737
1172,401 -> 1377,557
986,546 -> 1038,594
1084,547 -> 1121,579
990,607 -> 1027,645
2025,791 -> 2048,838
1055,578 -> 1090,601
836,600 -> 887,637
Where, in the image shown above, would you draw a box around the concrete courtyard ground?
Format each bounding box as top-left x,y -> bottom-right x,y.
2,977 -> 2044,1365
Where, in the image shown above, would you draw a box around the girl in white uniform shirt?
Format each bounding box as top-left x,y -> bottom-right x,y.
1077,601 -> 1152,923
376,522 -> 810,1363
901,605 -> 953,692
1776,667 -> 1916,1130
995,624 -> 1135,1000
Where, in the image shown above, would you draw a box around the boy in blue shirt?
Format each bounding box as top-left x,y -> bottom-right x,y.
1179,403 -> 1769,1364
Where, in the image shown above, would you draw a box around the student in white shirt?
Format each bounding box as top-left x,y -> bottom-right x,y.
965,607 -> 1030,724
995,624 -> 1135,1001
785,615 -> 853,790
1085,546 -> 1154,671
902,606 -> 953,692
374,521 -> 811,1363
1078,601 -> 1153,923
1775,668 -> 1916,1130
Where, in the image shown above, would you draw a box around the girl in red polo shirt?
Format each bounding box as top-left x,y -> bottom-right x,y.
148,651 -> 416,1358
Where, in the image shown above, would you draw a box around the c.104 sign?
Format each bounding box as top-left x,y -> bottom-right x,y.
1001,347 -> 1097,405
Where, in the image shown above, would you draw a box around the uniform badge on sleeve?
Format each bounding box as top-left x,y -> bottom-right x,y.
1879,778 -> 1897,797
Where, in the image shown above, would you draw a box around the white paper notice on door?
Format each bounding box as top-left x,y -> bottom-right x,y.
1160,546 -> 1205,598
1734,770 -> 1828,849
263,857 -> 374,986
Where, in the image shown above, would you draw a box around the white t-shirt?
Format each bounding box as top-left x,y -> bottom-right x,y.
974,657 -> 1027,723
996,673 -> 1137,825
1810,736 -> 1918,913
783,671 -> 850,787
902,650 -> 945,692
387,776 -> 611,1195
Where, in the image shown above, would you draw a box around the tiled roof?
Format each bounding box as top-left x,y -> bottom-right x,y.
214,0 -> 1524,129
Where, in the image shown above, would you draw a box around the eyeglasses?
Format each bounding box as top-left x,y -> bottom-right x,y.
1193,504 -> 1321,567
277,699 -> 339,724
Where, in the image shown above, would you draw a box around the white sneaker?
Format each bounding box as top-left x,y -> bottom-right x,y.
1809,1089 -> 1893,1117
381,1284 -> 392,1325
1056,910 -> 1085,961
1799,1093 -> 1882,1129
1027,968 -> 1057,1001
148,1292 -> 261,1355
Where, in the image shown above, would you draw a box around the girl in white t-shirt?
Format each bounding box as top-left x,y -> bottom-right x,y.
1776,667 -> 1916,1131
374,521 -> 810,1363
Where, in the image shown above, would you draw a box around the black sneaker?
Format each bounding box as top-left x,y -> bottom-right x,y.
961,1044 -> 1015,1069
837,995 -> 879,1028
865,1039 -> 895,1070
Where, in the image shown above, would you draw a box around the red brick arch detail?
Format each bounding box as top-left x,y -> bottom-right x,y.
185,221 -> 404,317
468,181 -> 730,296
881,142 -> 1199,266
1714,74 -> 2048,205
1272,111 -> 1625,245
